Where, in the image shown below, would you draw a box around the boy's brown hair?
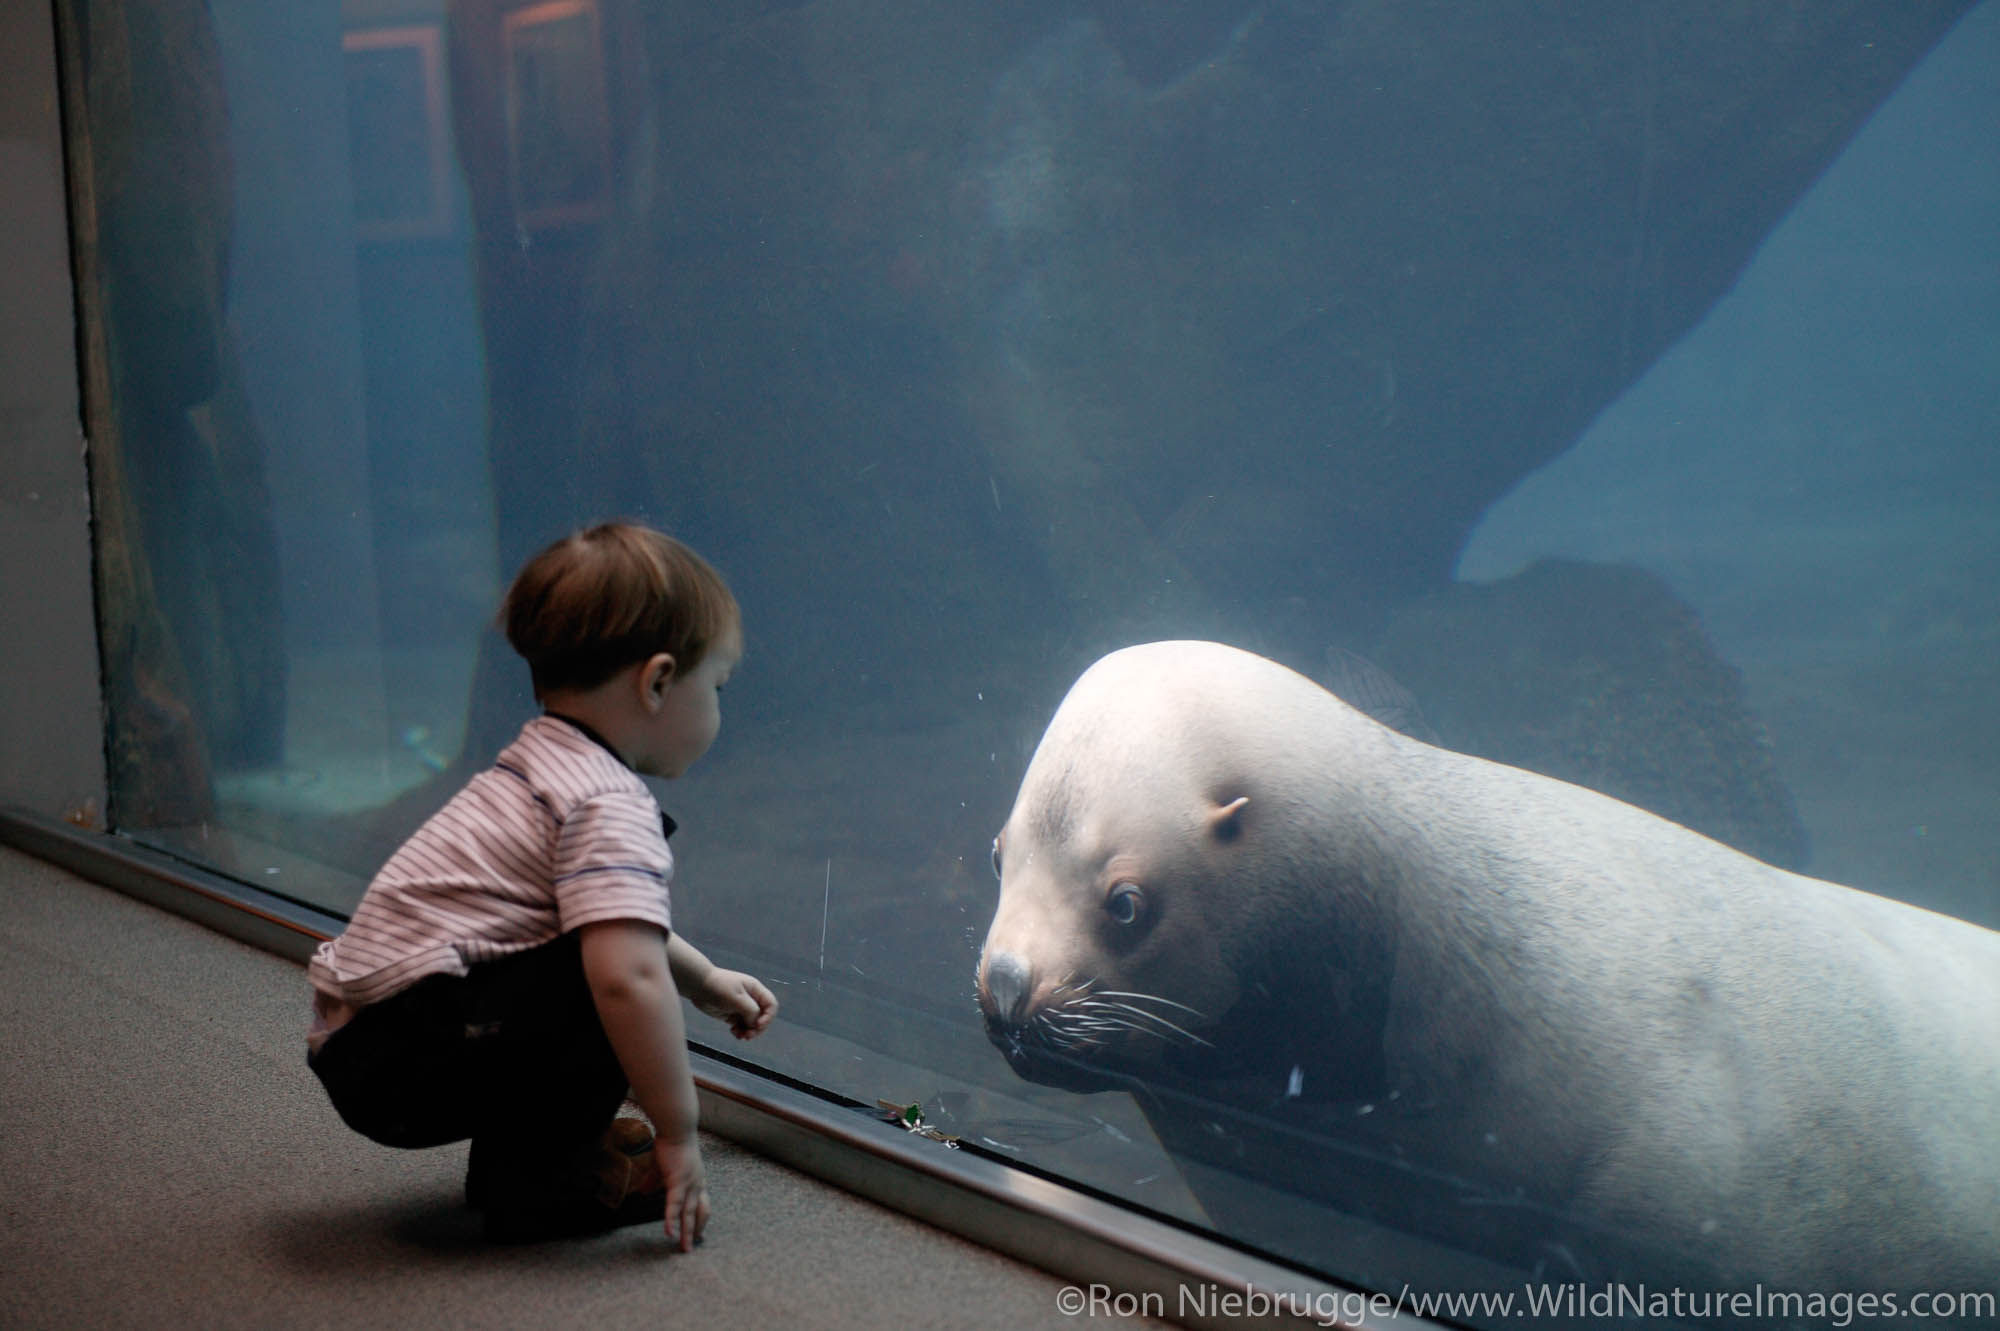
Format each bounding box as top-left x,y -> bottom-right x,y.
502,523 -> 739,697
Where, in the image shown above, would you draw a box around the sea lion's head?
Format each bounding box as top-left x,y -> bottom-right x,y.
975,641 -> 1390,1095
977,776 -> 1253,1091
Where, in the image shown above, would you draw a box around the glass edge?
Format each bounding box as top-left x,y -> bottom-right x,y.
691,1052 -> 1432,1331
0,804 -> 1440,1331
0,806 -> 342,961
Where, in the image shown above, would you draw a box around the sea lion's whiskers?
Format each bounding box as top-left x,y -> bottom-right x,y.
1088,990 -> 1205,1017
1120,1011 -> 1211,1048
1063,1006 -> 1211,1049
1066,1015 -> 1159,1039
1053,1016 -> 1125,1035
1072,996 -> 1212,1047
1032,1011 -> 1109,1054
1040,1008 -> 1109,1032
1038,1007 -> 1129,1044
1048,972 -> 1098,999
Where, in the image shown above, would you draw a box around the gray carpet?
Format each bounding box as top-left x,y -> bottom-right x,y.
0,844 -> 1170,1329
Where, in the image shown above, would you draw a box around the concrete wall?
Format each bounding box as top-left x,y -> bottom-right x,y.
0,2 -> 106,822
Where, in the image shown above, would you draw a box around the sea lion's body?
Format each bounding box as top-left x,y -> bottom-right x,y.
977,641 -> 2000,1290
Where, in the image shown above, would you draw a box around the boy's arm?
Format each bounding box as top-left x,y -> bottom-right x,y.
668,932 -> 779,1038
664,932 -> 716,993
577,920 -> 707,1250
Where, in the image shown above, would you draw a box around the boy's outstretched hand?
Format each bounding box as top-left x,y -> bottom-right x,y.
691,967 -> 778,1039
653,1131 -> 709,1251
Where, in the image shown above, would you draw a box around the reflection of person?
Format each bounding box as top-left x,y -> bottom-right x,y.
307,522 -> 776,1248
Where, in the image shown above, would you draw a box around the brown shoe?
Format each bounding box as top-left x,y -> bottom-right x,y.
592,1113 -> 662,1207
477,1109 -> 668,1242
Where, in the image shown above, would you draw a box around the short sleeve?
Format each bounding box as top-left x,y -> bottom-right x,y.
550,792 -> 675,935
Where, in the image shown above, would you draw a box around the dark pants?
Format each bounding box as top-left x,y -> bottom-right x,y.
309,933 -> 629,1214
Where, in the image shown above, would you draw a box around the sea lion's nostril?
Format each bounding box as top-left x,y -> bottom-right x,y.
983,952 -> 1032,1025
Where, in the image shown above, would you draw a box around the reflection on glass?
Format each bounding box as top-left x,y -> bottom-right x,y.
502,0 -> 611,229
73,0 -> 2000,1318
343,25 -> 454,242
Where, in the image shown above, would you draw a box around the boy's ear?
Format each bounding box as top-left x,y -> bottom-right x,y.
640,652 -> 678,706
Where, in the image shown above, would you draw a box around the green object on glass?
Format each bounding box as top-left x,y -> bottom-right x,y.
876,1098 -> 959,1148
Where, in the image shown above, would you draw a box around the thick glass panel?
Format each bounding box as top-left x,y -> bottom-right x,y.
76,0 -> 1998,1318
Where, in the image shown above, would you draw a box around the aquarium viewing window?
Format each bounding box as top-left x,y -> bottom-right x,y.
25,0 -> 2000,1324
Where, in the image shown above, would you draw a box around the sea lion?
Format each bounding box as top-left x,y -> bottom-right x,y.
975,640 -> 2000,1292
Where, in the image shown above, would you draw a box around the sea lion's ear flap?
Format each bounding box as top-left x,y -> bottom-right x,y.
1210,795 -> 1249,842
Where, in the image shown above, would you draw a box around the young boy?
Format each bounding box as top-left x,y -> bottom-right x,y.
307,523 -> 777,1249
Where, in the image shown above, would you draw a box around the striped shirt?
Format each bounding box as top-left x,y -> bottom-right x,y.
307,714 -> 674,1044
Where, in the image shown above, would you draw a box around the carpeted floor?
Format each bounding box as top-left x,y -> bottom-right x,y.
0,844 -> 1171,1330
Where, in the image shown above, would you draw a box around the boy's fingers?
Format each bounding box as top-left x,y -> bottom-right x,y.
732,985 -> 776,1034
663,1179 -> 684,1246
663,1176 -> 703,1249
676,1185 -> 706,1251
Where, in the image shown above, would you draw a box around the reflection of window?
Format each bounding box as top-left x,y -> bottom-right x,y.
502,0 -> 612,230
342,25 -> 454,242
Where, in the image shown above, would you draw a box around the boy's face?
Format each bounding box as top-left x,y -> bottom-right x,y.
642,622 -> 741,779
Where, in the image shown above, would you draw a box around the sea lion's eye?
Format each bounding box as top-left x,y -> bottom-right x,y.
991,838 -> 1003,880
1105,882 -> 1144,926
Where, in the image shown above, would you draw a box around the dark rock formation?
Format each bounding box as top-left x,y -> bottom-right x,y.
1370,560 -> 1809,870
72,0 -> 287,830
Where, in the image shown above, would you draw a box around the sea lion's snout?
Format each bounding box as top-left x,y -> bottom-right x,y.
978,951 -> 1038,1066
977,948 -> 1114,1089
977,951 -> 1040,1076
980,950 -> 1032,1024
